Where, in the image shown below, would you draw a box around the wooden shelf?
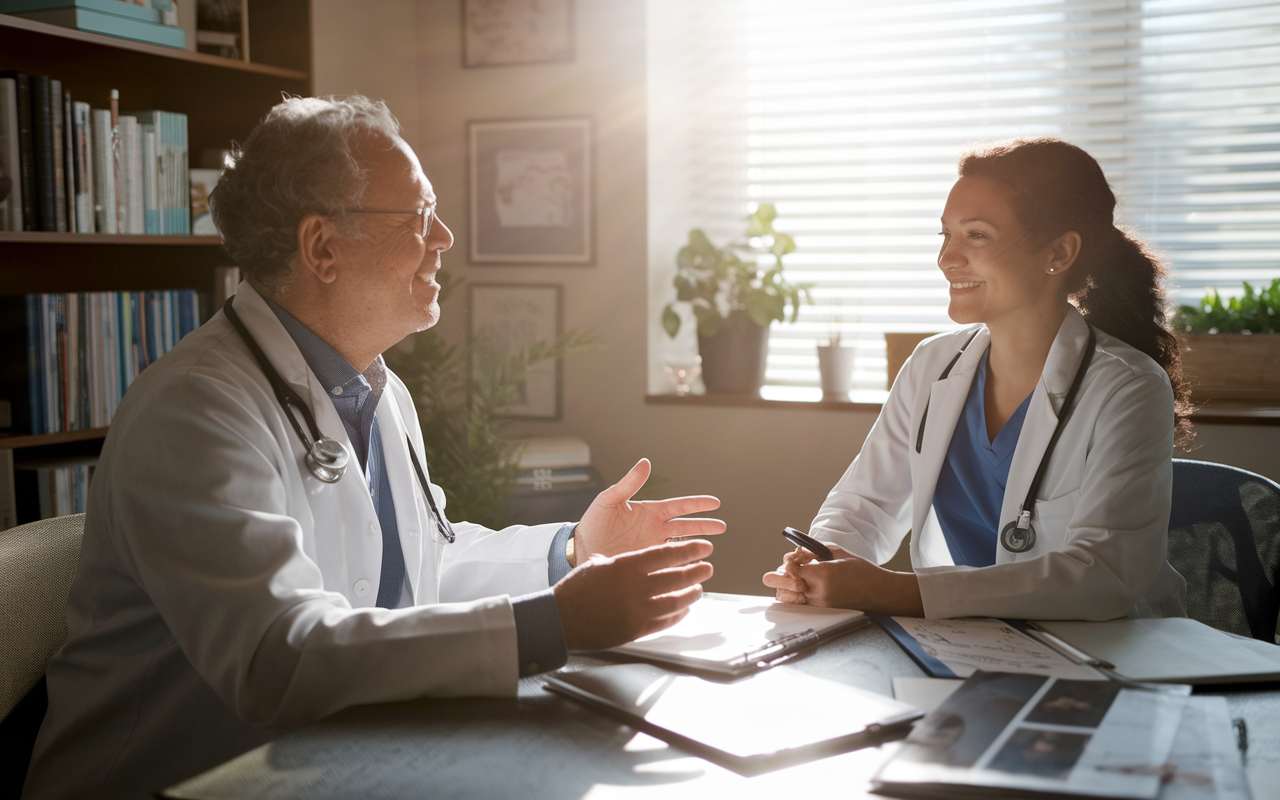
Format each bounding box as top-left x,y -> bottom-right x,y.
0,232 -> 223,245
646,393 -> 884,413
0,428 -> 108,450
0,13 -> 307,80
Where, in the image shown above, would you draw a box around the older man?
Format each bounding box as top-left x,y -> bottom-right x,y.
22,96 -> 722,799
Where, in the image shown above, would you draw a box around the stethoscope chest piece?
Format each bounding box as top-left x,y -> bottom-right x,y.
306,437 -> 349,484
1000,517 -> 1036,553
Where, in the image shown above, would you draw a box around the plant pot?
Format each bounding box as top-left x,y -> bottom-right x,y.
817,344 -> 856,401
1180,333 -> 1280,402
698,317 -> 769,395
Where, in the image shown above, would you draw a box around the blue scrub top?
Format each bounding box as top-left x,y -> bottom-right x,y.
933,347 -> 1034,567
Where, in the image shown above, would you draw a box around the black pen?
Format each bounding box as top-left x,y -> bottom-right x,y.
782,527 -> 834,561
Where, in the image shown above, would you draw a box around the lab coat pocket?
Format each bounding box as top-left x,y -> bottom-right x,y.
1027,488 -> 1081,555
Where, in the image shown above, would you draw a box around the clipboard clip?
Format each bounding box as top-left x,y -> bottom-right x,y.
728,628 -> 822,671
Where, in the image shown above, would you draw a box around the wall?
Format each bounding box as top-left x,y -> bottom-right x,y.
311,0 -> 1280,596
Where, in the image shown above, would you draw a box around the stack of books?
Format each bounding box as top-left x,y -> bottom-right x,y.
0,72 -> 189,234
0,289 -> 201,435
0,0 -> 186,49
509,437 -> 603,525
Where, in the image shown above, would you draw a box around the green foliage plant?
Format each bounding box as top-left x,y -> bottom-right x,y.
661,203 -> 811,339
1174,278 -> 1280,334
386,276 -> 599,528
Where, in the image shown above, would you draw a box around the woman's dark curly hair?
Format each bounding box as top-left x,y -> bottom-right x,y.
959,137 -> 1194,447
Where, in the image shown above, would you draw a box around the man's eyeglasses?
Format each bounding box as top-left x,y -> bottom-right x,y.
344,204 -> 437,239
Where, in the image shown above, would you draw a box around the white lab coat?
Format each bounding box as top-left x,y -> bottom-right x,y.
811,306 -> 1187,621
23,284 -> 565,800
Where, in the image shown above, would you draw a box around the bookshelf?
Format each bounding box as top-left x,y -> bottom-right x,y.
0,3 -> 311,521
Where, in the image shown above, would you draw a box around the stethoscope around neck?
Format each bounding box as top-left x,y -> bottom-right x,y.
222,298 -> 455,543
915,325 -> 1097,553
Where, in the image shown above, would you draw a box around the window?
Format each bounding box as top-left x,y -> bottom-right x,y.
648,0 -> 1280,398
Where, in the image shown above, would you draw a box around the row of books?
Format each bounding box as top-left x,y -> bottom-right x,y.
14,457 -> 96,522
0,71 -> 190,235
0,289 -> 201,435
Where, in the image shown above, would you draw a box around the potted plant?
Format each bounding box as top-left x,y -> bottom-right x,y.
817,302 -> 856,401
661,204 -> 810,395
1173,278 -> 1280,403
386,276 -> 598,527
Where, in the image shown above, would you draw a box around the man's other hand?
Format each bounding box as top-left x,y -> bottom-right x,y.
554,539 -> 713,651
575,458 -> 725,560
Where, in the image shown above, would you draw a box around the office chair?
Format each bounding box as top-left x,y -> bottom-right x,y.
1167,460 -> 1280,643
0,514 -> 85,799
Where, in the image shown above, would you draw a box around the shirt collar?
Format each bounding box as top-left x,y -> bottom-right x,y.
263,297 -> 384,399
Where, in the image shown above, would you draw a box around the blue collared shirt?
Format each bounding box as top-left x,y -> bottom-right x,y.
933,347 -> 1033,567
265,298 -> 569,675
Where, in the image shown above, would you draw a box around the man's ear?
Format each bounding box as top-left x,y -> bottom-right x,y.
1047,230 -> 1082,275
296,213 -> 339,284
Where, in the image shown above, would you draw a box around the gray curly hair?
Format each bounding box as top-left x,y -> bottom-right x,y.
210,95 -> 401,294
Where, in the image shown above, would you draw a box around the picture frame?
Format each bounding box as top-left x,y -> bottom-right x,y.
462,0 -> 575,68
469,118 -> 593,265
468,283 -> 564,419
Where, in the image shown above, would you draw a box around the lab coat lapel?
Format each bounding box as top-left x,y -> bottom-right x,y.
997,308 -> 1092,563
228,283 -> 384,607
912,326 -> 989,540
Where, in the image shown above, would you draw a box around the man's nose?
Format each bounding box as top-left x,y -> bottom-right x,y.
430,216 -> 454,252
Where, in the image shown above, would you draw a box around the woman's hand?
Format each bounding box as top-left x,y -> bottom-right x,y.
761,543 -> 925,616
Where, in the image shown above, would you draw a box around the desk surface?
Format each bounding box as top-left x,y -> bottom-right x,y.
163,611 -> 1280,800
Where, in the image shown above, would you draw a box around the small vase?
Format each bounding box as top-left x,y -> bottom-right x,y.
698,314 -> 770,395
817,344 -> 855,401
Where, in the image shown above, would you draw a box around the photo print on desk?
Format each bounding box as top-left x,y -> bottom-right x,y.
463,0 -> 575,67
468,283 -> 564,419
468,118 -> 593,264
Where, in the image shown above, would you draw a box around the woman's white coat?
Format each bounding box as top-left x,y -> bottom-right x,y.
812,306 -> 1187,620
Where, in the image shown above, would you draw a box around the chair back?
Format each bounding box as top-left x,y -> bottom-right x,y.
1168,460 -> 1280,642
0,514 -> 85,719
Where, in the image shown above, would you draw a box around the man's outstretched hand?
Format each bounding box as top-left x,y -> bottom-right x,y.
554,539 -> 714,651
575,458 -> 725,560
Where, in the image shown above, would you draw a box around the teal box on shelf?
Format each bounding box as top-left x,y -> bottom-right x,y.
0,0 -> 160,22
4,2 -> 186,49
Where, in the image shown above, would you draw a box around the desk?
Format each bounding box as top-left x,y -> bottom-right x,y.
162,607 -> 1280,800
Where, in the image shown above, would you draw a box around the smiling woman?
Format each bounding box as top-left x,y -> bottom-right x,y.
763,137 -> 1193,623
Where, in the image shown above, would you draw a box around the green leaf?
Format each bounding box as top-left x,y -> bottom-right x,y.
693,304 -> 725,337
662,305 -> 681,338
674,275 -> 697,302
770,232 -> 796,257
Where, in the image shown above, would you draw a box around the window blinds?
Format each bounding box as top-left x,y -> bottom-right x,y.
647,0 -> 1280,395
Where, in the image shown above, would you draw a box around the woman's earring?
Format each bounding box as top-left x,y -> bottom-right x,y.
1048,268 -> 1056,273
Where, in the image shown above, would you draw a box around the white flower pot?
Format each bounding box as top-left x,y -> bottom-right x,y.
817,344 -> 856,401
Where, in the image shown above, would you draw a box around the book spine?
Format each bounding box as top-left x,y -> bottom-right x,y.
76,293 -> 89,429
0,449 -> 15,531
6,73 -> 37,231
141,125 -> 158,233
65,292 -> 78,430
62,86 -> 75,232
120,115 -> 143,234
90,109 -> 116,233
50,79 -> 67,232
73,101 -> 94,232
41,295 -> 55,433
30,75 -> 56,232
26,295 -> 41,435
0,78 -> 23,231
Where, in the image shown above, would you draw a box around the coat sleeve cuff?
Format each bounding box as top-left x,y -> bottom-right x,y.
510,588 -> 569,677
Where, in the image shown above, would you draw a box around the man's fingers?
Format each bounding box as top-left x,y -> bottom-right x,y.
617,539 -> 713,572
645,561 -> 713,596
599,458 -> 651,504
775,589 -> 807,605
643,495 -> 722,519
645,583 -> 704,619
662,518 -> 727,538
762,568 -> 806,594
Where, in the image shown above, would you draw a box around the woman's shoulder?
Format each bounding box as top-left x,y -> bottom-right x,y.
1090,326 -> 1170,386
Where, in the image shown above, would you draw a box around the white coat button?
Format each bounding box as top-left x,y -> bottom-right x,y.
368,522 -> 378,537
353,579 -> 371,597
408,528 -> 419,538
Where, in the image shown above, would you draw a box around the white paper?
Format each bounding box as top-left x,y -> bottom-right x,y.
1160,697 -> 1250,800
892,677 -> 963,713
610,595 -> 865,672
892,616 -> 1107,680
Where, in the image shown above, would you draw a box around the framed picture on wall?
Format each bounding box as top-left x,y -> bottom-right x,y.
469,118 -> 593,265
469,283 -> 564,419
462,0 -> 575,67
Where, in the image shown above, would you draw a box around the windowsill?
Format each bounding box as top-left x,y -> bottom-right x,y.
646,391 -> 1280,425
645,387 -> 888,413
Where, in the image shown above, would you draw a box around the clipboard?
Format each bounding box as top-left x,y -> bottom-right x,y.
602,594 -> 870,678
